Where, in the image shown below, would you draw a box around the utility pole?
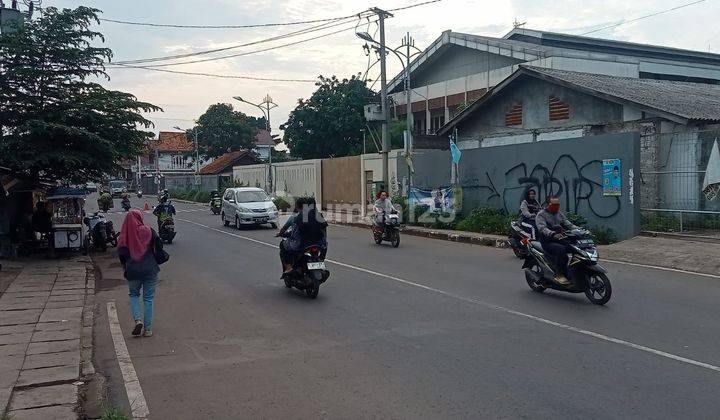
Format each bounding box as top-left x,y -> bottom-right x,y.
373,7 -> 392,191
234,94 -> 278,194
403,32 -> 414,192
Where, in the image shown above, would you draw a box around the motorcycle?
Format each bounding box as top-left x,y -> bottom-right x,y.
83,212 -> 118,252
158,218 -> 176,244
372,211 -> 401,248
508,219 -> 536,259
210,197 -> 221,215
521,228 -> 612,305
136,189 -> 143,199
121,198 -> 131,212
280,241 -> 330,299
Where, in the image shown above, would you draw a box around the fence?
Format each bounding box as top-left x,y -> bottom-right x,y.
640,130 -> 720,238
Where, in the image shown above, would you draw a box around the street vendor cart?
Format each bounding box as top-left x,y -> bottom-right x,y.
47,187 -> 86,251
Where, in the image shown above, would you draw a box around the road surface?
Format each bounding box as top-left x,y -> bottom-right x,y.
90,196 -> 720,419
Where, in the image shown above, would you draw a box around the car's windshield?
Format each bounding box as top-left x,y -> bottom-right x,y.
236,191 -> 269,203
110,181 -> 126,189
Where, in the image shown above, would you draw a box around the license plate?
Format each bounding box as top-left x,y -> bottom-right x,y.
307,262 -> 326,270
256,217 -> 268,222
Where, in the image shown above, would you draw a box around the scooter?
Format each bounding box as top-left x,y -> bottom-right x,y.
279,237 -> 329,299
521,228 -> 612,305
372,211 -> 401,248
158,218 -> 176,244
508,219 -> 536,259
121,198 -> 131,212
83,212 -> 118,252
210,197 -> 221,215
136,189 -> 143,199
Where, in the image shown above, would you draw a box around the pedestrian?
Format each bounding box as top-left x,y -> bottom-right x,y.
117,209 -> 163,337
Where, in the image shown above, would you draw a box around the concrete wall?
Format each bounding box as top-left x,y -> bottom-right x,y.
233,164 -> 268,190
458,76 -> 623,143
273,160 -> 322,203
361,150 -> 404,201
164,174 -> 225,192
412,133 -> 642,240
321,155 -> 362,208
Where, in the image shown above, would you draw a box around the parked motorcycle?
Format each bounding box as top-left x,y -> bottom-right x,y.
372,212 -> 401,248
280,240 -> 330,299
83,212 -> 118,252
210,197 -> 221,215
521,228 -> 612,305
158,218 -> 176,244
508,219 -> 535,259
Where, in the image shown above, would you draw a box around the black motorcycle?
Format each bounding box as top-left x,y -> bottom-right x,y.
280,242 -> 330,299
121,199 -> 131,212
83,212 -> 118,252
508,219 -> 536,259
521,229 -> 612,305
158,218 -> 176,244
210,197 -> 221,215
372,212 -> 401,248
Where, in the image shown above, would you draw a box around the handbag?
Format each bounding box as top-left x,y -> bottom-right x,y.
152,231 -> 169,265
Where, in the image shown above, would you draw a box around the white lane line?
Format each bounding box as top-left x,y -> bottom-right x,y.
605,259 -> 720,279
176,217 -> 720,374
107,301 -> 150,419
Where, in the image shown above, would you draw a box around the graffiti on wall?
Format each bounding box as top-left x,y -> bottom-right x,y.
465,154 -> 621,218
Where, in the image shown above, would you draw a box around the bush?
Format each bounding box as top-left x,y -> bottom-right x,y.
590,226 -> 618,245
641,213 -> 681,232
566,212 -> 588,227
273,196 -> 292,212
455,207 -> 512,235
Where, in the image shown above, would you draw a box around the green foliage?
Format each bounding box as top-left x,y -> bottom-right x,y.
281,75 -> 376,159
389,119 -> 407,151
455,207 -> 512,235
101,407 -> 129,420
641,213 -> 681,232
0,7 -> 160,183
566,212 -> 588,227
590,226 -> 618,245
191,103 -> 257,159
273,196 -> 292,212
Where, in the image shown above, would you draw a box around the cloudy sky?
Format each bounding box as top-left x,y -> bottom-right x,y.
46,0 -> 720,140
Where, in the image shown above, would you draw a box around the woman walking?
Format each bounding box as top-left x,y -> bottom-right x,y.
117,209 -> 162,337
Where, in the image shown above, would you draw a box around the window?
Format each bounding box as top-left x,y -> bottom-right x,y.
236,191 -> 268,203
549,95 -> 570,121
172,155 -> 184,168
505,103 -> 523,126
430,114 -> 445,134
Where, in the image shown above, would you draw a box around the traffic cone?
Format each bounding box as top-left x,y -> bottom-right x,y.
144,202 -> 150,211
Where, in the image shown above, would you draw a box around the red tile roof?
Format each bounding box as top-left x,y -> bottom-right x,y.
199,150 -> 260,175
150,132 -> 195,152
254,129 -> 275,147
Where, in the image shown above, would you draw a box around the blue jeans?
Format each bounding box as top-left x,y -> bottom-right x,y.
127,275 -> 158,330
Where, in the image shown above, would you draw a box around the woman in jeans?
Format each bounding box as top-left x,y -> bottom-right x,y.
117,209 -> 162,337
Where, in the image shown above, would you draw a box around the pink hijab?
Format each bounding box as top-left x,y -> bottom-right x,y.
118,209 -> 153,262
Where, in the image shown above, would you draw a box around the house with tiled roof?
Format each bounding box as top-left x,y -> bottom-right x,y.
199,150 -> 260,176
143,131 -> 211,175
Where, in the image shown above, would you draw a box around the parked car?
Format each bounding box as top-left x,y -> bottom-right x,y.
221,187 -> 278,229
109,180 -> 128,197
85,182 -> 98,193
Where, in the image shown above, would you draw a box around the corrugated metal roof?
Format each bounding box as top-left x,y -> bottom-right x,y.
525,66 -> 720,121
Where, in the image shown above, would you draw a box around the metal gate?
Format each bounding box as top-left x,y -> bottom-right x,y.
640,129 -> 720,239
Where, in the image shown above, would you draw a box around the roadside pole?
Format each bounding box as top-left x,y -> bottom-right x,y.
375,7 -> 391,191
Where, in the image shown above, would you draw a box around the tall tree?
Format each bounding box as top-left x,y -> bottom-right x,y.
191,103 -> 257,159
281,75 -> 376,159
0,7 -> 160,183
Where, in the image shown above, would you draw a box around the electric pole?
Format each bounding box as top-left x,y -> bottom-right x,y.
372,7 -> 393,191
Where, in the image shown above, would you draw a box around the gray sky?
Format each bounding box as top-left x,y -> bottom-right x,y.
48,0 -> 720,140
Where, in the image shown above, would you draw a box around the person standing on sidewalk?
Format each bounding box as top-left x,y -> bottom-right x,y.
117,209 -> 162,337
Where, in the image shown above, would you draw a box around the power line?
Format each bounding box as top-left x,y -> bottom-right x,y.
388,0 -> 442,12
580,0 -> 707,35
110,20 -> 378,68
107,65 -> 318,82
111,14 -> 368,66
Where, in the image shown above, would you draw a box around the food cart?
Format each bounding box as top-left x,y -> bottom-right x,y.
46,187 -> 86,251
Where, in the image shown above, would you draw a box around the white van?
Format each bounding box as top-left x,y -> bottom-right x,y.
221,187 -> 278,229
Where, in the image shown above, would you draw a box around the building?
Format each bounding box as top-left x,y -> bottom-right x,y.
254,129 -> 276,160
389,28 -> 720,135
199,150 -> 260,177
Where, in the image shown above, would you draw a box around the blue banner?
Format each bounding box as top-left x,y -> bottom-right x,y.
602,158 -> 622,196
409,187 -> 455,213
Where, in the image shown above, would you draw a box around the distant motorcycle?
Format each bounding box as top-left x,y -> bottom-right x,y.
210,197 -> 221,215
121,198 -> 131,212
521,228 -> 612,305
279,235 -> 329,299
372,211 -> 400,248
83,212 -> 117,252
136,189 -> 143,198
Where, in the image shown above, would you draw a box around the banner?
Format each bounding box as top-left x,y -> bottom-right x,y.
602,158 -> 622,196
409,186 -> 455,213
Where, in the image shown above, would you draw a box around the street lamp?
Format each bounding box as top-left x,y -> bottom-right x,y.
234,94 -> 278,193
174,126 -> 201,183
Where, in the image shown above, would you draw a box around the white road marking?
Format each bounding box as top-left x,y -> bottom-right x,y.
107,301 -> 150,419
177,217 -> 720,374
605,258 -> 720,279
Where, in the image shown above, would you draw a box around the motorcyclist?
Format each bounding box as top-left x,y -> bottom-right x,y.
535,195 -> 578,286
121,192 -> 131,209
209,190 -> 221,207
278,197 -> 327,275
373,191 -> 395,231
152,194 -> 176,232
519,188 -> 540,239
276,198 -> 303,273
158,189 -> 170,203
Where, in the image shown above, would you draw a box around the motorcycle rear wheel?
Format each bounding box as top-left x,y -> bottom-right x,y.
526,265 -> 546,293
373,233 -> 382,245
391,232 -> 400,248
305,280 -> 319,299
584,272 -> 612,305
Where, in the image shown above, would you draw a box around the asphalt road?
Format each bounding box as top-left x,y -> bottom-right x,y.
90,196 -> 720,419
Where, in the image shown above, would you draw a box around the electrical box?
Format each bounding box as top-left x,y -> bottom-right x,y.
364,104 -> 385,122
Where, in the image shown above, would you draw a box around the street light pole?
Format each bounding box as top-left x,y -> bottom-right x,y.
403,32 -> 414,192
375,7 -> 391,192
234,95 -> 278,194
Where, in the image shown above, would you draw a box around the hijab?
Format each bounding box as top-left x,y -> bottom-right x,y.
118,209 -> 153,262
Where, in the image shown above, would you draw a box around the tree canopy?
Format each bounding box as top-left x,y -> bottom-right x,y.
0,6 -> 160,183
191,103 -> 257,159
281,75 -> 376,159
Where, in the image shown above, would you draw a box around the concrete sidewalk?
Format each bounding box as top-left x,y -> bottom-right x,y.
322,211 -> 720,276
0,257 -> 95,420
